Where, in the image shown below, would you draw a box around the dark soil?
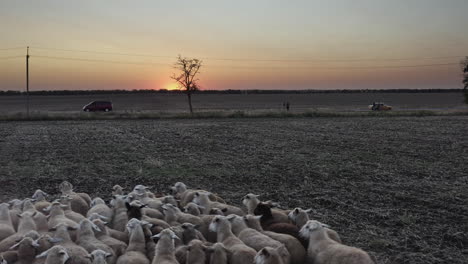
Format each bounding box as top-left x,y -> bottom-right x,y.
0,116 -> 467,263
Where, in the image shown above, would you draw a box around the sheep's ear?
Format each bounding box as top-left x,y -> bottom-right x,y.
85,254 -> 93,260
36,248 -> 50,258
172,234 -> 180,240
193,224 -> 200,229
67,226 -> 78,231
10,241 -> 21,250
294,208 -> 300,213
60,205 -> 68,209
43,205 -> 52,212
48,237 -> 63,243
17,213 -> 23,218
194,192 -> 200,197
304,208 -> 313,213
254,215 -> 262,220
32,240 -> 40,248
221,208 -> 228,213
32,211 -> 37,217
105,252 -> 113,258
152,233 -> 161,239
197,205 -> 205,210
140,204 -> 147,209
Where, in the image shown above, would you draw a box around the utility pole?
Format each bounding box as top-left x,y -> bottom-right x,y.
26,46 -> 30,118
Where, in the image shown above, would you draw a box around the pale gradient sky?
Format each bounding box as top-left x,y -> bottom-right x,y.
1,0 -> 467,90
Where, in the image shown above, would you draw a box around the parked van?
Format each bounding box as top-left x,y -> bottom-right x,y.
83,101 -> 113,112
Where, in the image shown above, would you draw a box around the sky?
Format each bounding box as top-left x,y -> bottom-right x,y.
1,0 -> 467,91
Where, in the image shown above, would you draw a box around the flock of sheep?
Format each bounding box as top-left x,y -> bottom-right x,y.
0,181 -> 375,264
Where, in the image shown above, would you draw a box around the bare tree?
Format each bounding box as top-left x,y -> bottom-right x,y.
171,55 -> 202,114
462,57 -> 468,104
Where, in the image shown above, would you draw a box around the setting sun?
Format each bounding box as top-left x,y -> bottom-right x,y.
163,82 -> 180,91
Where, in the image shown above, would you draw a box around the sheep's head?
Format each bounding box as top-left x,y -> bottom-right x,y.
152,228 -> 179,246
288,207 -> 312,223
192,191 -> 210,204
125,201 -> 147,220
253,202 -> 273,218
10,237 -> 39,251
299,220 -> 329,239
32,189 -> 48,201
174,182 -> 187,193
90,197 -> 105,207
209,208 -> 224,215
209,215 -> 229,232
242,193 -> 260,206
36,245 -> 70,263
79,218 -> 101,233
59,181 -> 74,194
88,213 -> 109,222
133,184 -> 149,195
255,246 -> 289,264
88,249 -> 112,263
112,185 -> 124,195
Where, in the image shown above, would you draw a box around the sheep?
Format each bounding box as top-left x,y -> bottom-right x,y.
8,236 -> 39,264
142,207 -> 164,220
87,198 -> 113,221
141,221 -> 156,260
32,190 -> 51,214
162,204 -> 203,227
185,239 -> 208,264
183,202 -> 203,216
112,185 -> 125,196
58,181 -> 90,216
243,195 -> 289,223
193,192 -> 244,216
21,199 -> 49,233
126,201 -> 147,220
45,202 -> 80,231
8,199 -> 23,231
111,195 -> 129,232
35,245 -> 70,264
88,249 -> 113,264
170,182 -> 225,207
0,230 -> 40,254
253,203 -> 306,247
49,223 -> 91,264
226,215 -> 290,264
254,246 -> 287,264
243,215 -> 306,264
140,215 -> 171,235
16,211 -> 38,234
91,219 -> 127,257
206,242 -> 230,264
59,195 -> 87,223
35,234 -> 62,255
116,218 -> 150,264
208,216 -> 256,264
299,220 -> 374,264
151,228 -> 179,264
0,203 -> 16,242
76,219 -> 117,264
288,208 -> 341,243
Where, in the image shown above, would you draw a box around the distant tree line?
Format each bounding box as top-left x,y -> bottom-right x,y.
0,88 -> 463,96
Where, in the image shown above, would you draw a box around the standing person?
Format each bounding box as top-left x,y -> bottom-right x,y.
286,102 -> 290,111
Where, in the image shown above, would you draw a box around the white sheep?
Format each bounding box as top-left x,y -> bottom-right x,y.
36,245 -> 70,264
8,236 -> 40,264
254,246 -> 287,264
111,195 -> 129,232
299,220 -> 374,264
115,219 -> 150,264
226,214 -> 290,264
208,215 -> 256,264
91,218 -> 128,257
88,249 -> 113,264
45,202 -> 79,231
288,208 -> 341,243
76,219 -> 117,264
0,203 -> 16,241
32,190 -> 51,214
58,181 -> 90,216
87,198 -> 113,221
151,228 -> 179,264
206,242 -> 230,264
49,223 -> 91,264
194,192 -> 244,216
243,215 -> 306,264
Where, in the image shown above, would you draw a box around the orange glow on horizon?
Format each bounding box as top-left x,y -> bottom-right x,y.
163,82 -> 180,91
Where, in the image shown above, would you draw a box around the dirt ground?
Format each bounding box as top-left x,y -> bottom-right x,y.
0,116 -> 467,263
0,92 -> 466,113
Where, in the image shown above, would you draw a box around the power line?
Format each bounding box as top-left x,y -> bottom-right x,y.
0,47 -> 24,51
29,46 -> 466,63
32,54 -> 459,70
0,56 -> 23,60
34,55 -> 171,66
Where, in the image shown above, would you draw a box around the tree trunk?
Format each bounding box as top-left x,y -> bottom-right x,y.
187,92 -> 193,114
